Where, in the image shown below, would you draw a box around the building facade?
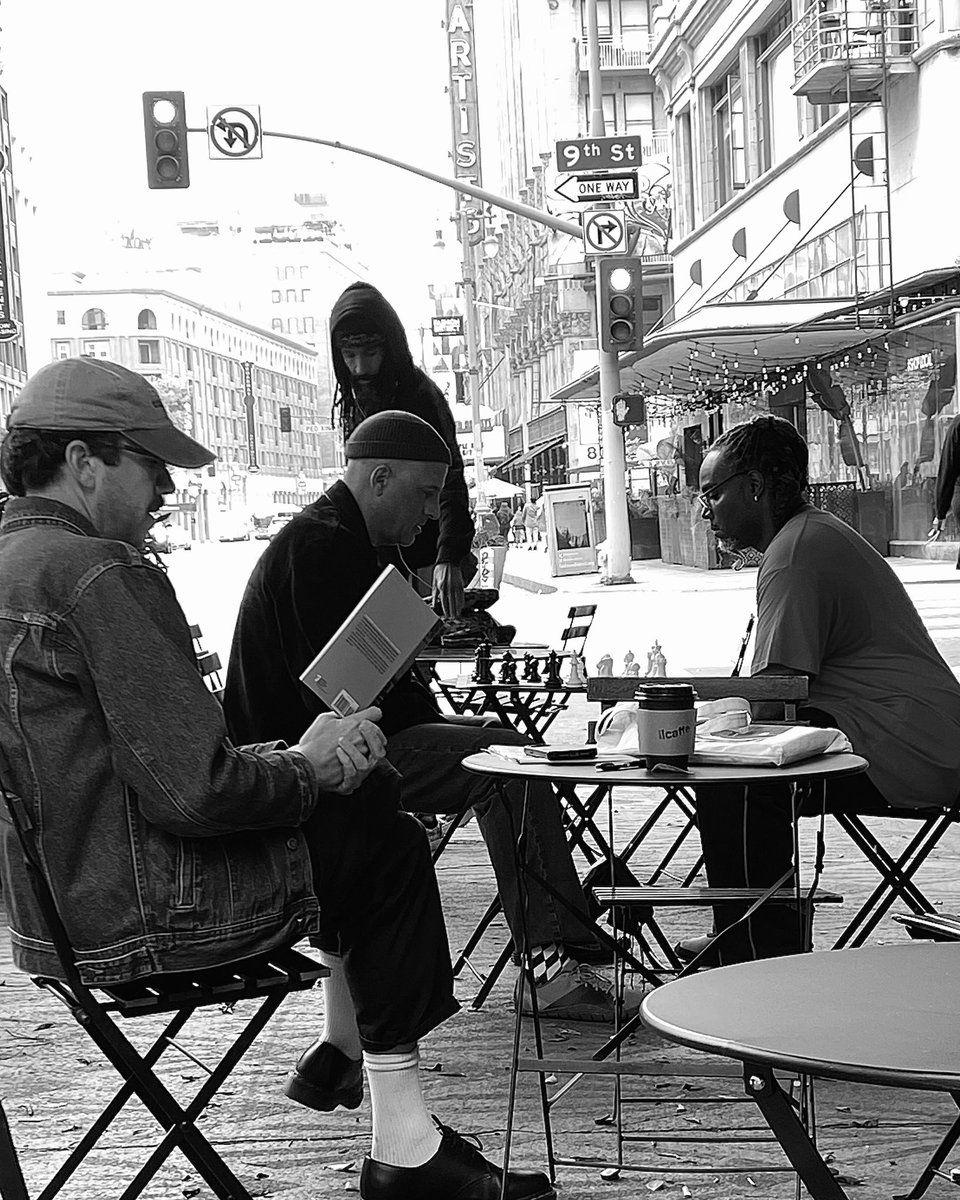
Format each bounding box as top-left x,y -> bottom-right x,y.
629,0 -> 960,553
459,0 -> 673,500
45,283 -> 328,535
0,84 -> 29,416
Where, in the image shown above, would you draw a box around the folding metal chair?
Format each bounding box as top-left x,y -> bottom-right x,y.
0,784 -> 327,1199
825,795 -> 960,948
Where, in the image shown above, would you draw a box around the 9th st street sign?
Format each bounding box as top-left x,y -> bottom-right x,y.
555,135 -> 642,173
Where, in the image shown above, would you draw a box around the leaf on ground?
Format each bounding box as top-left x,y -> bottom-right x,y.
545,1073 -> 558,1084
852,1118 -> 878,1128
835,1105 -> 851,1112
600,1167 -> 621,1180
595,1114 -> 616,1126
682,1187 -> 693,1198
645,1180 -> 666,1191
325,1161 -> 356,1173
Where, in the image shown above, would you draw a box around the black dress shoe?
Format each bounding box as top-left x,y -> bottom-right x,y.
283,1040 -> 363,1111
360,1119 -> 555,1199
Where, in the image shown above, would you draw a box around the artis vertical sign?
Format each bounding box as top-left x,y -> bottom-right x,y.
446,1 -> 484,242
0,149 -> 19,341
241,361 -> 259,471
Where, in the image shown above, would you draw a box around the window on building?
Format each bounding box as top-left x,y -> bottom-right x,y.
285,289 -> 297,303
137,308 -> 157,330
271,289 -> 282,303
624,92 -> 654,140
82,340 -> 109,358
56,310 -> 65,325
301,288 -> 311,303
621,0 -> 649,31
755,4 -> 796,173
712,66 -> 747,206
272,318 -> 283,331
674,110 -> 696,237
81,308 -> 106,330
54,340 -> 70,360
138,340 -> 160,365
284,266 -> 295,280
580,0 -> 612,36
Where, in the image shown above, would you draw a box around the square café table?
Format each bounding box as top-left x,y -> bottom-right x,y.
641,943 -> 960,1200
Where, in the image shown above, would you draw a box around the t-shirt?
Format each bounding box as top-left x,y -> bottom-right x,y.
752,506 -> 960,808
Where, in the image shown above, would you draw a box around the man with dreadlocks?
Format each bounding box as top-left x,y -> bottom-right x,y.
330,282 -> 475,618
683,414 -> 960,966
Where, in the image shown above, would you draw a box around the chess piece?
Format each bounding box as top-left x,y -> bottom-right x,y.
596,653 -> 614,678
473,639 -> 494,684
543,649 -> 564,688
521,652 -> 536,682
646,640 -> 667,678
527,654 -> 542,683
622,650 -> 636,677
498,649 -> 518,684
566,652 -> 587,686
624,658 -> 640,679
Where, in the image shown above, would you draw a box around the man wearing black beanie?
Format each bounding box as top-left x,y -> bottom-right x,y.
329,281 -> 475,618
225,414 -> 639,1051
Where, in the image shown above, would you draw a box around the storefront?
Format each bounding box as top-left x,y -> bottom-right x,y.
553,270 -> 960,560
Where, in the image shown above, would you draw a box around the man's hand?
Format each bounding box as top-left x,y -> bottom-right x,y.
291,706 -> 386,794
432,561 -> 465,618
927,517 -> 944,542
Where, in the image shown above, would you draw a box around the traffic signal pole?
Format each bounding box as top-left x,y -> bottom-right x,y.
586,0 -> 633,584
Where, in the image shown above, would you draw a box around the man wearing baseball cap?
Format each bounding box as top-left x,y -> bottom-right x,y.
0,360 -> 553,1199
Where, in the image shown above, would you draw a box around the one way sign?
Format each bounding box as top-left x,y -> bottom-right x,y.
556,172 -> 639,204
581,207 -> 628,255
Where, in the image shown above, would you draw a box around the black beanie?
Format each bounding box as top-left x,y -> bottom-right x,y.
345,410 -> 451,465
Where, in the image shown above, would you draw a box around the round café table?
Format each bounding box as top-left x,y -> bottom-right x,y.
461,749 -> 868,1185
642,943 -> 960,1199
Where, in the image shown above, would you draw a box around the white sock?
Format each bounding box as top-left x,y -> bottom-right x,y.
364,1047 -> 442,1167
316,950 -> 361,1060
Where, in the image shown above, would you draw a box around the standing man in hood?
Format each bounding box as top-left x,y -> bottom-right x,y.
330,282 -> 476,618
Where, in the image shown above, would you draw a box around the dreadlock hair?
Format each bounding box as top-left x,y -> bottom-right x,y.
0,428 -> 123,495
710,415 -> 808,527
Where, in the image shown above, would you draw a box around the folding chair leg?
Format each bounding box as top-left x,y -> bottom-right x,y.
832,813 -> 947,949
894,1092 -> 960,1200
0,1099 -> 29,1200
453,894 -> 504,980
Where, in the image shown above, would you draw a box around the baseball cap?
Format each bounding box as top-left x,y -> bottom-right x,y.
7,358 -> 216,469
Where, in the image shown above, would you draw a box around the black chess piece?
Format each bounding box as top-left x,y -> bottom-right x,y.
499,649 -> 518,684
473,639 -> 494,684
528,654 -> 542,683
521,652 -> 536,682
543,649 -> 563,688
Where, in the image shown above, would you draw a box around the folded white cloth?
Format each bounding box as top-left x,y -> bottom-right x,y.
692,723 -> 852,767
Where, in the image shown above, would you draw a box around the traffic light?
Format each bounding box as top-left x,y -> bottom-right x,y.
279,406 -> 292,433
613,394 -> 647,428
597,256 -> 643,353
142,91 -> 190,189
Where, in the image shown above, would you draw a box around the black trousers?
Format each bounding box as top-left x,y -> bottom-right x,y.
305,774 -> 459,1053
694,708 -> 888,964
386,724 -> 598,951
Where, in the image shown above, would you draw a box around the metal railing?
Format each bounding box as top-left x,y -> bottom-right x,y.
579,35 -> 653,70
792,0 -> 918,82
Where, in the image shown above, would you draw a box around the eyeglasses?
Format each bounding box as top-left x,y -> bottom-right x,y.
695,470 -> 748,514
118,443 -> 172,483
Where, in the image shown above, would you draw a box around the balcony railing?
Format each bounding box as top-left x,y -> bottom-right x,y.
792,0 -> 918,86
578,35 -> 653,71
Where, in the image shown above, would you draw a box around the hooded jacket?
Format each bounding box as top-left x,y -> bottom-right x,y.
330,282 -> 474,568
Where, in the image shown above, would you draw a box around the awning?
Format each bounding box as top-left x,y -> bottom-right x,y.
552,297 -> 887,401
515,434 -> 565,465
492,447 -> 525,473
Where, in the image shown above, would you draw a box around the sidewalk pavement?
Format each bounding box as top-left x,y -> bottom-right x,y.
502,541 -> 960,595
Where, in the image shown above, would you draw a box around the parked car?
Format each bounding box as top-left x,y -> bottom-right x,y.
252,507 -> 300,539
151,522 -> 192,553
218,514 -> 251,542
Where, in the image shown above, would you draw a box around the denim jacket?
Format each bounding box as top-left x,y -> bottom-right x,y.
0,497 -> 323,984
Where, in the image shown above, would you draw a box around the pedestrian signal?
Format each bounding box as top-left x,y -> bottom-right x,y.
613,394 -> 647,428
597,257 -> 642,353
143,91 -> 190,190
279,406 -> 292,433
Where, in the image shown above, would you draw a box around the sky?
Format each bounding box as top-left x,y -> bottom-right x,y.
2,0 -> 464,344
